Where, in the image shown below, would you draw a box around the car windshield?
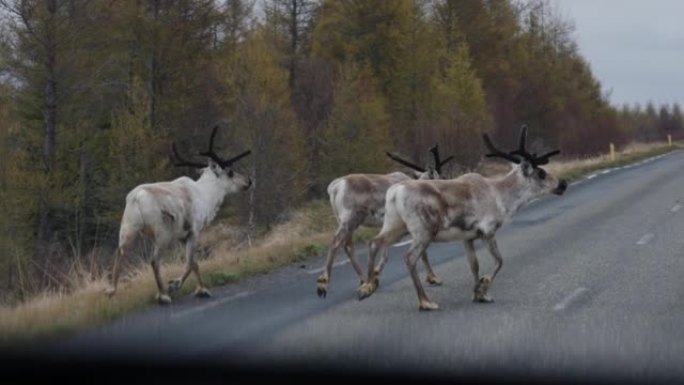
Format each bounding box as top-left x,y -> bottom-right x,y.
1,1 -> 683,384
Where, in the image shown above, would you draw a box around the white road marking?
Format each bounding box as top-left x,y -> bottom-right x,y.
600,169 -> 612,175
171,291 -> 253,319
307,260 -> 349,275
586,173 -> 598,180
392,239 -> 413,247
636,233 -> 654,245
671,204 -> 682,213
307,239 -> 412,275
553,287 -> 589,311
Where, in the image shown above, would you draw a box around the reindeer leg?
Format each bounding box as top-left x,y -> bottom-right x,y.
405,241 -> 438,311
105,245 -> 126,297
168,238 -> 194,294
150,251 -> 171,305
105,234 -> 134,297
180,234 -> 210,298
317,226 -> 347,298
359,226 -> 406,300
483,236 -> 504,281
343,238 -> 366,285
190,259 -> 210,298
358,236 -> 385,300
371,246 -> 390,287
464,240 -> 491,303
479,236 -> 504,301
421,251 -> 442,286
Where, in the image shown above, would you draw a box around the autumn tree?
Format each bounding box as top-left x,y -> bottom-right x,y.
318,63 -> 393,184
223,28 -> 308,230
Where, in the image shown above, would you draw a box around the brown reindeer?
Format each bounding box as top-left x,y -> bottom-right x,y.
105,126 -> 252,304
316,145 -> 454,298
359,126 -> 567,310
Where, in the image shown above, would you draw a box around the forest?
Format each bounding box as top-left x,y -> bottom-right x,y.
0,0 -> 682,304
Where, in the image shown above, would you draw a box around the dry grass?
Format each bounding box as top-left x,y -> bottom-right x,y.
0,141 -> 679,342
545,141 -> 677,182
0,199 -> 339,343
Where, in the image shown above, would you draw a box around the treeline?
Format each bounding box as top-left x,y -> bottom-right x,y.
0,0 -> 679,302
618,102 -> 684,143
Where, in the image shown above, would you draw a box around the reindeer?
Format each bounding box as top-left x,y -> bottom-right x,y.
316,145 -> 454,298
358,125 -> 567,310
104,126 -> 252,304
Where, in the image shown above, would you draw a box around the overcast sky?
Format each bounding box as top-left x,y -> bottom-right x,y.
551,0 -> 684,108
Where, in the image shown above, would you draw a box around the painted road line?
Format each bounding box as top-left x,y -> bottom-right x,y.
392,240 -> 412,247
553,287 -> 589,311
308,239 -> 412,275
636,233 -> 654,245
671,204 -> 682,213
308,259 -> 350,275
171,291 -> 253,319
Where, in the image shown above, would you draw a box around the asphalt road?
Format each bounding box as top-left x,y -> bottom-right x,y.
6,149 -> 684,384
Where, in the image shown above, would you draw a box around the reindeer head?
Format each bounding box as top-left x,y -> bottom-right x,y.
386,144 -> 454,180
171,126 -> 252,192
483,125 -> 567,196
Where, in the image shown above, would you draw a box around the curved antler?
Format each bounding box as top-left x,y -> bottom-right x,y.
197,125 -> 251,168
429,144 -> 455,174
198,125 -> 226,166
386,152 -> 426,172
482,133 -> 522,164
533,150 -> 560,165
509,125 -> 561,166
483,125 -> 561,166
223,149 -> 252,166
171,143 -> 206,168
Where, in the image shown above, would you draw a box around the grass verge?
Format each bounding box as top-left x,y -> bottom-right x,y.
0,141 -> 680,342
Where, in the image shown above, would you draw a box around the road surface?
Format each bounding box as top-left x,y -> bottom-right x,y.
5,150 -> 684,384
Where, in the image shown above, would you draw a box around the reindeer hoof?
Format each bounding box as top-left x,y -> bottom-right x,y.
195,287 -> 211,298
426,275 -> 442,286
104,287 -> 116,297
419,301 -> 440,311
474,295 -> 494,303
317,285 -> 328,298
358,282 -> 376,300
317,276 -> 329,298
157,294 -> 172,305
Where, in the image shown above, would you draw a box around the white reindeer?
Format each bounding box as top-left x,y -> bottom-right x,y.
105,126 -> 252,304
359,126 -> 567,310
316,145 -> 454,298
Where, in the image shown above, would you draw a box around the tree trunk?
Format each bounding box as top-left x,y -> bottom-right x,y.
148,0 -> 160,129
38,0 -> 59,255
247,164 -> 256,248
289,0 -> 298,89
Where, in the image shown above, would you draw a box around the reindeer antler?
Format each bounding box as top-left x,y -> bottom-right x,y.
198,125 -> 251,168
482,133 -> 522,164
429,144 -> 454,175
508,125 -> 561,166
386,152 -> 426,172
483,125 -> 560,166
171,143 -> 207,168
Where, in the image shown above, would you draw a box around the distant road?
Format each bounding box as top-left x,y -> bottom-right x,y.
7,149 -> 684,384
